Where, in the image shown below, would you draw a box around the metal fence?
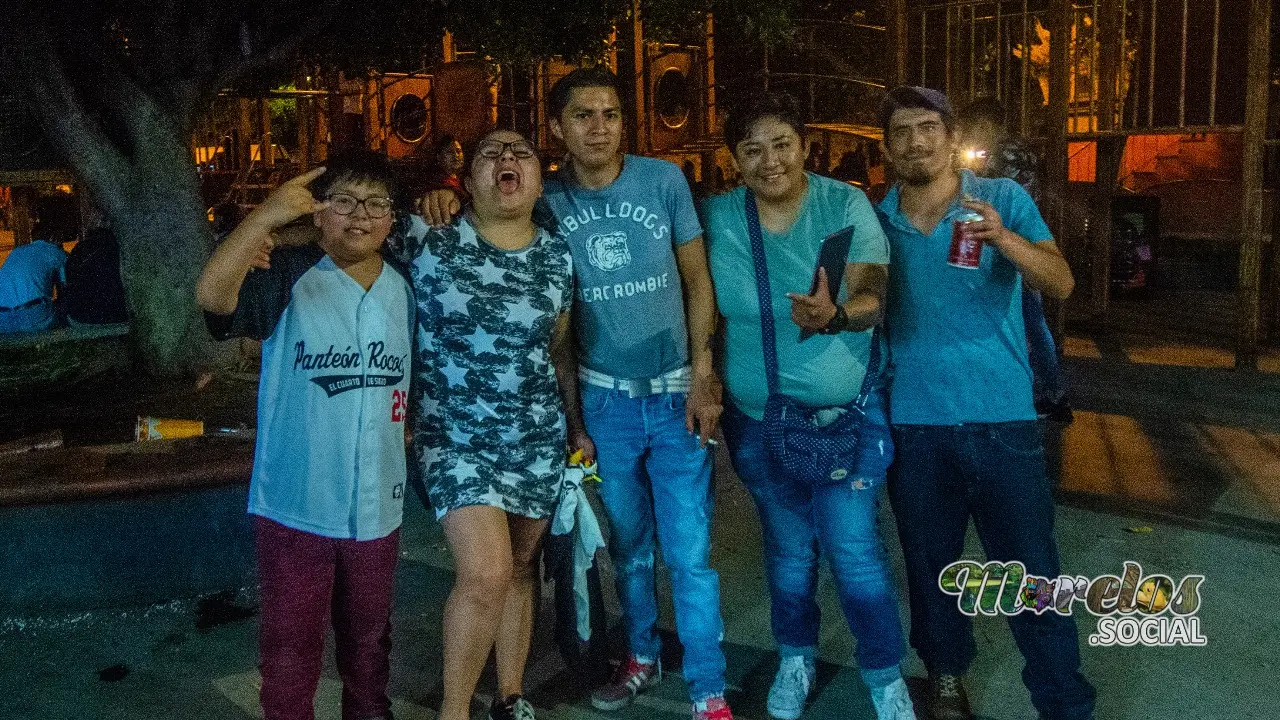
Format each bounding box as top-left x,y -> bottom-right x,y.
912,0 -> 1249,137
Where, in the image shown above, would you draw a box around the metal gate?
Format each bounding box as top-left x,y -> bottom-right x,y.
912,0 -> 1249,138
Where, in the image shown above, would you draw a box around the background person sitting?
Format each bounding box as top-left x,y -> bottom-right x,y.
64,212 -> 129,326
0,220 -> 69,334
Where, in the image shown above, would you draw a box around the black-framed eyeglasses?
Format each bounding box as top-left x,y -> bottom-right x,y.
326,193 -> 394,218
476,139 -> 537,159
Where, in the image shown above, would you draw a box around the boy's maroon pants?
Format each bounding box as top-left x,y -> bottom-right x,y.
255,517 -> 400,720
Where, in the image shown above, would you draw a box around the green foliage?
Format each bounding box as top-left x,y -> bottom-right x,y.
439,0 -> 797,68
266,85 -> 297,120
18,0 -> 801,87
440,0 -> 626,68
714,0 -> 799,49
640,1 -> 712,46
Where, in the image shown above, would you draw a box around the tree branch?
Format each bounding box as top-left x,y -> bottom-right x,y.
0,5 -> 131,214
168,1 -> 223,117
95,56 -> 192,166
191,2 -> 343,118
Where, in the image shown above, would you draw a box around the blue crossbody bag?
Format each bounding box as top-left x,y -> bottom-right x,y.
744,191 -> 880,486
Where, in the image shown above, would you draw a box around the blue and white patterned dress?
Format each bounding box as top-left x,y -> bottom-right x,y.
392,215 -> 573,519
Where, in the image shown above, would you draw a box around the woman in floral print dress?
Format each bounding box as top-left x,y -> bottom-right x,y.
391,129 -> 574,720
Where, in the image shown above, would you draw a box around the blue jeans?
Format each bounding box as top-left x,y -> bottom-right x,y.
1023,289 -> 1066,405
581,383 -> 727,702
888,421 -> 1096,720
720,389 -> 905,687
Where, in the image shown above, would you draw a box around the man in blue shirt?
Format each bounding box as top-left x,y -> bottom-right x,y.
876,87 -> 1096,720
0,223 -> 68,334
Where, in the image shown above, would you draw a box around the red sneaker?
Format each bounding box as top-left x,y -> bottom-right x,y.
590,655 -> 662,711
692,695 -> 733,720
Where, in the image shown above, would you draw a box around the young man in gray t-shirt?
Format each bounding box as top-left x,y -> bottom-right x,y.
546,67 -> 729,720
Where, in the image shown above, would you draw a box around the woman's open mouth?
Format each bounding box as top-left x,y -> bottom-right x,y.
496,168 -> 522,195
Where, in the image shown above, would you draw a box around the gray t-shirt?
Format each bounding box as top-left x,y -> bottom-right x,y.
543,155 -> 703,379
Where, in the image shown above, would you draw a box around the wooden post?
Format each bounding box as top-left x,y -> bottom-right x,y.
508,66 -> 518,130
886,0 -> 909,88
442,31 -> 456,63
705,13 -> 716,134
701,12 -> 719,188
1269,169 -> 1280,344
10,187 -> 34,246
236,98 -> 253,170
365,75 -> 381,152
1085,0 -> 1125,318
632,0 -> 647,154
298,75 -> 312,171
326,70 -> 345,154
608,27 -> 619,74
1237,0 -> 1272,369
315,88 -> 329,162
1044,0 -> 1073,336
314,66 -> 329,162
259,99 -> 274,167
1096,0 -> 1122,134
1090,137 -> 1124,316
488,73 -> 500,130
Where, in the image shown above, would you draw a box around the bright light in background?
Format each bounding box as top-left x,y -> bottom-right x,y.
961,148 -> 988,169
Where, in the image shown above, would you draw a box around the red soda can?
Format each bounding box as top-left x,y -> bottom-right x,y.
948,209 -> 985,269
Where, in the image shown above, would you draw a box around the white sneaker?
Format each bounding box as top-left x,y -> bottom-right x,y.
766,655 -> 816,720
869,678 -> 917,720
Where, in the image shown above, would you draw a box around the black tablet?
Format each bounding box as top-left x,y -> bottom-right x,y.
799,225 -> 855,341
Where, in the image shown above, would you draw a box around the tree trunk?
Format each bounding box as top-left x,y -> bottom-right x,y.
0,10 -> 222,377
110,124 -> 218,376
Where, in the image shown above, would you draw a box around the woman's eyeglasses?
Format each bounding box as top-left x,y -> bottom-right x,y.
476,139 -> 537,159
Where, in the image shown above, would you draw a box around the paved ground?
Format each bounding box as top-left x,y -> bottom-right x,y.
2,332 -> 1279,720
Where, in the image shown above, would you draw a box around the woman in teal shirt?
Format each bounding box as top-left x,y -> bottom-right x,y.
702,92 -> 915,720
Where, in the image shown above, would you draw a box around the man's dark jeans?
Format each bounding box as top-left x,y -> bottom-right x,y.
888,421 -> 1096,720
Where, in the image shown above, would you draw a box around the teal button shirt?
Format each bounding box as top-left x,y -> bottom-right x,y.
878,170 -> 1054,425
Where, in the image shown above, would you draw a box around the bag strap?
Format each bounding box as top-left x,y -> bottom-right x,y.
744,191 -> 782,396
745,191 -> 883,404
859,323 -> 882,406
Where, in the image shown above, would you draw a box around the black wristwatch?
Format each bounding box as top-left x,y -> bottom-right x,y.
820,305 -> 849,335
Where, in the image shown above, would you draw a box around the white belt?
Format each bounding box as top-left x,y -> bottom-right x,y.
578,366 -> 691,397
